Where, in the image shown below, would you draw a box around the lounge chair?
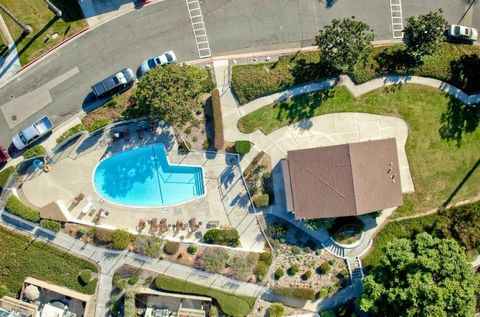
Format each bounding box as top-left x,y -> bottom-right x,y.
124,128 -> 130,141
81,197 -> 93,215
138,218 -> 146,231
150,218 -> 158,233
72,193 -> 85,206
136,126 -> 144,139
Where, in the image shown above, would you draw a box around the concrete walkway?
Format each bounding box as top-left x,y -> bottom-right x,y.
0,209 -> 268,317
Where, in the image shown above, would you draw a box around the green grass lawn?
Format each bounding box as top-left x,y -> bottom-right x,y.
239,85 -> 480,217
0,226 -> 97,296
155,275 -> 255,316
232,43 -> 480,104
2,0 -> 86,65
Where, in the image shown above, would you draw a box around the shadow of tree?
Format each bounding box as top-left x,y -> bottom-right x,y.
291,59 -> 339,85
374,47 -> 418,74
439,96 -> 480,147
449,54 -> 480,94
276,88 -> 334,125
50,0 -> 86,23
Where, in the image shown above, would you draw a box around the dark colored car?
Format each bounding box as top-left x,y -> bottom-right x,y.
91,68 -> 135,98
0,145 -> 9,164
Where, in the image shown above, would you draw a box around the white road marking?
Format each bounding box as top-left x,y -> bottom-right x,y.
390,0 -> 404,39
1,67 -> 80,128
185,0 -> 212,58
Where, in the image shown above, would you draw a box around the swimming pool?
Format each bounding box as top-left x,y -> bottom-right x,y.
93,144 -> 205,206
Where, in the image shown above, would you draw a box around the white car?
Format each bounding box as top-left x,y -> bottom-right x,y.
12,115 -> 54,150
139,51 -> 177,75
448,24 -> 478,41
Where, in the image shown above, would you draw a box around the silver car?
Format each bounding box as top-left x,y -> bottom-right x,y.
139,51 -> 177,75
448,24 -> 478,41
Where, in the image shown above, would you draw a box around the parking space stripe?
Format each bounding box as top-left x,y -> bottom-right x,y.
185,0 -> 212,58
389,0 -> 404,39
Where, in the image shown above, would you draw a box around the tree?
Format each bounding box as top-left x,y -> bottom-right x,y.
195,248 -> 230,273
315,17 -> 374,73
268,303 -> 285,317
403,10 -> 447,62
132,64 -> 213,127
360,232 -> 479,316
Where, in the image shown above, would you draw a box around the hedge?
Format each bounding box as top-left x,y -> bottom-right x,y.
203,228 -> 240,247
0,166 -> 15,189
155,275 -> 255,316
56,124 -> 86,144
23,145 -> 46,159
235,140 -> 251,155
5,195 -> 40,223
272,286 -> 316,300
253,194 -> 269,207
211,89 -> 224,150
40,219 -> 62,233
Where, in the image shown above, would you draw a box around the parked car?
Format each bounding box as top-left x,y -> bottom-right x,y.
0,145 -> 9,164
12,115 -> 54,151
139,51 -> 177,75
91,68 -> 135,98
447,24 -> 478,41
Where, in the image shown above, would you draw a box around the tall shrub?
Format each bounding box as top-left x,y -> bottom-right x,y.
211,89 -> 224,150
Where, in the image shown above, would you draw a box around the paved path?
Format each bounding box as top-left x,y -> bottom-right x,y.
0,13 -> 21,86
0,209 -> 268,317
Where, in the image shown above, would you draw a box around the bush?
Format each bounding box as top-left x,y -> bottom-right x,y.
274,268 -> 284,280
303,270 -> 312,280
254,261 -> 268,281
291,246 -> 302,255
86,118 -> 110,132
0,285 -> 10,298
320,310 -> 336,317
40,219 -> 62,233
128,274 -> 139,285
195,248 -> 230,273
23,145 -> 46,159
259,252 -> 273,266
178,141 -> 191,153
230,256 -> 253,280
79,269 -> 93,285
116,279 -> 127,290
203,228 -> 240,247
95,228 -> 113,243
234,140 -> 251,155
337,268 -> 349,279
319,262 -> 331,274
0,166 -> 15,189
211,89 -> 224,150
134,236 -> 163,258
187,244 -> 198,255
5,195 -> 40,222
163,241 -> 180,255
209,306 -> 219,317
272,287 -> 316,300
268,303 -> 285,317
111,229 -> 132,250
56,124 -> 86,144
253,194 -> 269,207
288,264 -> 299,275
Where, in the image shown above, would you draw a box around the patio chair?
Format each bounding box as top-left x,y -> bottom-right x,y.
94,210 -> 102,223
72,193 -> 85,206
150,218 -> 158,233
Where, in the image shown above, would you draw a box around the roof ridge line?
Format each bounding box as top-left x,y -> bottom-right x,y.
347,143 -> 359,214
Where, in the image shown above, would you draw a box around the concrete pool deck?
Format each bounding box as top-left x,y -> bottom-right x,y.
19,122 -> 266,252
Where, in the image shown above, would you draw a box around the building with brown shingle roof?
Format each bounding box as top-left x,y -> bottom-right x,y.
282,138 -> 403,219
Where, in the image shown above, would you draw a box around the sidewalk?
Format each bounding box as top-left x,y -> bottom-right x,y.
0,209 -> 268,316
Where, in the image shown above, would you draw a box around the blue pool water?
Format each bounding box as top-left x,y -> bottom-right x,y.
93,144 -> 204,206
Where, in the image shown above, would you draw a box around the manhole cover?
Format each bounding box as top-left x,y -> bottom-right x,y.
11,115 -> 17,121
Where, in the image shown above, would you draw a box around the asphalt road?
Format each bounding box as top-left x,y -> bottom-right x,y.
0,0 -> 478,148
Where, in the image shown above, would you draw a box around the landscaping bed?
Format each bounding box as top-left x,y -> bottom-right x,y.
239,85 -> 480,217
154,275 -> 255,316
1,0 -> 87,65
243,151 -> 273,208
232,43 -> 480,104
327,217 -> 364,245
364,201 -> 480,268
0,226 -> 97,296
